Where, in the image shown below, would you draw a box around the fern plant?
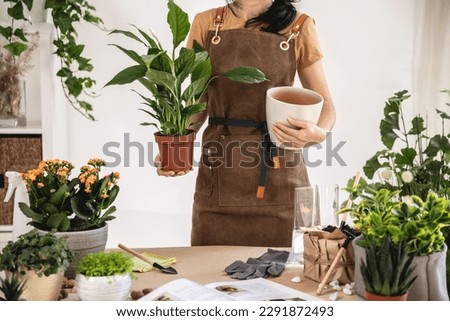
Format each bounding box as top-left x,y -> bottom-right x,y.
361,235 -> 417,297
77,252 -> 133,277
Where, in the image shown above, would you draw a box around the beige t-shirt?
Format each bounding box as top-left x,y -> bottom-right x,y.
187,5 -> 324,71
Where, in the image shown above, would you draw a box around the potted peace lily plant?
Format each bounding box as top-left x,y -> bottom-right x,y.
340,89 -> 450,300
105,0 -> 267,172
18,158 -> 120,279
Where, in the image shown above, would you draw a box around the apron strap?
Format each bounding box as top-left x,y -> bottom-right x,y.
208,117 -> 280,199
280,14 -> 310,51
211,7 -> 226,45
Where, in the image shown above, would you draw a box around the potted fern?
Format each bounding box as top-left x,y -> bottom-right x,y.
105,0 -> 267,172
361,235 -> 417,301
75,252 -> 133,301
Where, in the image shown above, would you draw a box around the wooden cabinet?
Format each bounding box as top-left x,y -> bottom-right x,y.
0,135 -> 42,225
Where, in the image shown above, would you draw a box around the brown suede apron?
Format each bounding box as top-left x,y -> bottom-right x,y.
192,9 -> 311,246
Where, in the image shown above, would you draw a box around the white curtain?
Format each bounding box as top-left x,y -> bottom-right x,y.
413,0 -> 450,135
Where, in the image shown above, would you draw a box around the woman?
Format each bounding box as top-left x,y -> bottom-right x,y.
158,0 -> 335,246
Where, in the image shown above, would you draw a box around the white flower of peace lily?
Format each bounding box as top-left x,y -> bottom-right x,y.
401,171 -> 414,183
379,168 -> 393,181
402,195 -> 414,206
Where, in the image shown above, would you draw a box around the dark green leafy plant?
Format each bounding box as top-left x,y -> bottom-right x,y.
361,235 -> 417,297
0,0 -> 104,120
0,274 -> 27,301
77,252 -> 133,277
105,0 -> 267,136
363,90 -> 450,200
0,229 -> 73,277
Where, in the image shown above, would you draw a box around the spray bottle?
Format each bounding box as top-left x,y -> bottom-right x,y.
4,171 -> 32,241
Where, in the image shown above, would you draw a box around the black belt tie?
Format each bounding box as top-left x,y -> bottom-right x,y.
208,117 -> 280,199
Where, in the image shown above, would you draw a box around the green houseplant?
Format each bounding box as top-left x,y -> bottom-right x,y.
75,252 -> 133,301
361,235 -> 417,300
105,0 -> 267,172
0,0 -> 104,120
340,89 -> 450,300
0,228 -> 73,300
0,274 -> 27,301
17,158 -> 120,279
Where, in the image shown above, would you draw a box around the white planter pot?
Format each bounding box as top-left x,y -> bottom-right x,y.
266,86 -> 323,150
353,236 -> 449,301
75,274 -> 132,301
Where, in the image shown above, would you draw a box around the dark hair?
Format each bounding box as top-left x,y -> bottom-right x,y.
245,0 -> 298,34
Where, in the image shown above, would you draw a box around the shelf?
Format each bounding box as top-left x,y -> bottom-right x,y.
0,121 -> 42,135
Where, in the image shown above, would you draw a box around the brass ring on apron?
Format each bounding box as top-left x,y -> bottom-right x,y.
279,41 -> 290,51
211,35 -> 221,44
279,31 -> 299,51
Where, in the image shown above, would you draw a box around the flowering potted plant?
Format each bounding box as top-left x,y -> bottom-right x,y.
341,90 -> 450,300
18,158 -> 120,279
105,0 -> 267,172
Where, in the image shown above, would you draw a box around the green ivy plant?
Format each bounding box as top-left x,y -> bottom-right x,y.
105,0 -> 267,136
0,0 -> 104,120
77,252 -> 133,277
361,235 -> 417,297
0,229 -> 73,277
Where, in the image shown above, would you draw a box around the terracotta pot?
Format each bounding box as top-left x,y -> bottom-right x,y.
366,291 -> 408,301
155,130 -> 195,172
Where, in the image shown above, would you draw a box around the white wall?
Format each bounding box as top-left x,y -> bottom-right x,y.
61,0 -> 416,247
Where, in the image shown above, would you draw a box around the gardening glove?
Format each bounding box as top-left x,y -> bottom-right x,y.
224,249 -> 289,280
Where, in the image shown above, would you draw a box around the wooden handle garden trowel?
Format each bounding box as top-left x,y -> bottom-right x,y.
118,243 -> 178,274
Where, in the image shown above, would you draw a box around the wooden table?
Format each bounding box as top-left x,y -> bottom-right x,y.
127,246 -> 363,301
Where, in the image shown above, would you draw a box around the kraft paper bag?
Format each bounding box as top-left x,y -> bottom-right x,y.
303,230 -> 355,285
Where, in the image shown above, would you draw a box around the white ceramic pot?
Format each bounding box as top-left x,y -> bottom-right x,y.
266,86 -> 323,150
75,274 -> 132,301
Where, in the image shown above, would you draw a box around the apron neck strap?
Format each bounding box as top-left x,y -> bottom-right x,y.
290,14 -> 310,34
212,6 -> 226,45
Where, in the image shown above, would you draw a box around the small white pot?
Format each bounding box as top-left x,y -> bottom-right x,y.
75,274 -> 132,301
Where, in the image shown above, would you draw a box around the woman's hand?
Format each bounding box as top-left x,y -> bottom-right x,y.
271,117 -> 326,149
154,153 -> 191,177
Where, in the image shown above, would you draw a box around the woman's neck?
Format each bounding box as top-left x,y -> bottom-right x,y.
230,0 -> 273,21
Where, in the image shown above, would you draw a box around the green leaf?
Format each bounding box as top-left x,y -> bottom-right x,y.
104,65 -> 147,86
167,0 -> 190,49
13,28 -> 27,42
425,134 -> 450,157
408,116 -> 425,135
145,69 -> 177,95
47,214 -> 71,232
65,76 -> 83,97
8,2 -> 25,20
3,42 -> 28,56
191,58 -> 212,82
181,103 -> 207,118
182,76 -> 209,102
436,109 -> 450,120
23,0 -> 33,11
18,203 -> 44,222
108,29 -> 146,46
395,147 -> 417,167
50,184 -> 70,207
175,48 -> 195,82
131,24 -> 160,49
380,113 -> 400,149
222,66 -> 268,84
0,26 -> 13,39
110,44 -> 145,65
